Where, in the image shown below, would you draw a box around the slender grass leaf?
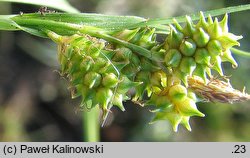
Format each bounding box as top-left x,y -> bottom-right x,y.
0,15 -> 19,30
127,4 -> 250,29
1,4 -> 250,37
11,13 -> 145,31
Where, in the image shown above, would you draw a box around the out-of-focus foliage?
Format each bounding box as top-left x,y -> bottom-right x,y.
0,0 -> 249,141
0,0 -> 79,13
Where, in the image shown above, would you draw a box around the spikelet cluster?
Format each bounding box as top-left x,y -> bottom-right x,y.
163,12 -> 242,85
51,12 -> 246,131
57,34 -> 141,115
145,13 -> 242,131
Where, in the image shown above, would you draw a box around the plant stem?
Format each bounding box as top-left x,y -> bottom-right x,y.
83,106 -> 100,142
231,48 -> 250,58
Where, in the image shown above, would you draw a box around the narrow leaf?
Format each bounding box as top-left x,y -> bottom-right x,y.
127,4 -> 250,29
11,13 -> 145,31
0,15 -> 19,30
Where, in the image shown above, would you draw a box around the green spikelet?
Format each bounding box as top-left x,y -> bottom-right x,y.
102,73 -> 119,88
162,12 -> 241,83
168,84 -> 187,102
193,27 -> 210,47
166,25 -> 184,48
55,34 -> 142,113
149,83 -> 204,132
180,57 -> 196,75
164,49 -> 182,67
180,38 -> 197,56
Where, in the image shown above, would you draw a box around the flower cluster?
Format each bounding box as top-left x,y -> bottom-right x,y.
163,13 -> 242,85
50,12 -> 247,131
57,34 -> 141,116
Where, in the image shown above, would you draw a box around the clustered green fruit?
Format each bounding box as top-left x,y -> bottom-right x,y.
163,12 -> 242,84
52,12 -> 242,131
57,34 -> 142,115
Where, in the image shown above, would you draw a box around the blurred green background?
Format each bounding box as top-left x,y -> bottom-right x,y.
0,0 -> 249,142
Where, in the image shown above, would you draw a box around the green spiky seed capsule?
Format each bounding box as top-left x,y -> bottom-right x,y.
217,34 -> 242,49
84,72 -> 102,88
196,12 -> 208,29
96,87 -> 113,112
207,18 -> 222,39
207,40 -> 222,56
164,49 -> 182,67
167,25 -> 184,48
163,107 -> 182,132
219,14 -> 228,33
180,57 -> 196,75
148,94 -> 171,111
168,84 -> 187,102
183,16 -> 196,36
193,27 -> 210,47
211,56 -> 223,75
81,85 -> 95,102
180,39 -> 197,56
193,64 -> 207,82
102,73 -> 119,88
175,97 -> 205,117
180,116 -> 191,131
113,93 -> 125,111
194,48 -> 211,65
221,49 -> 238,68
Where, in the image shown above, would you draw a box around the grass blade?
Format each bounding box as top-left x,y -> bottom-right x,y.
1,4 -> 250,37
0,15 -> 19,30
11,13 -> 145,31
127,4 -> 250,29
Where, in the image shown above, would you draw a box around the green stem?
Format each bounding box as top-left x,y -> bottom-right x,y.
231,47 -> 250,58
83,106 -> 100,142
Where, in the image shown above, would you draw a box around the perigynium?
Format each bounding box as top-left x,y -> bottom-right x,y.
47,12 -> 250,132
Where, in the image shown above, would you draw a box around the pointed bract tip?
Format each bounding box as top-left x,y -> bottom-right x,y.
220,13 -> 229,32
173,18 -> 183,32
207,14 -> 213,25
181,117 -> 192,131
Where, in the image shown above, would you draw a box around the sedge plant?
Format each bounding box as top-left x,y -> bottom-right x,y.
1,2 -> 250,141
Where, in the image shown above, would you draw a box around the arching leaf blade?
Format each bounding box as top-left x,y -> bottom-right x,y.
126,4 -> 250,29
